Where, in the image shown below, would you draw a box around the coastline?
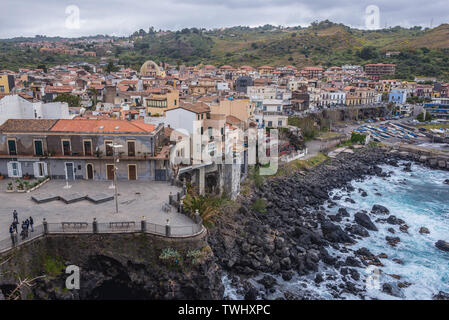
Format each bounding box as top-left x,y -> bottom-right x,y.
208,146 -> 449,300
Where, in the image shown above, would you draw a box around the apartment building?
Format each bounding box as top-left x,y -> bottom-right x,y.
0,75 -> 15,94
0,119 -> 168,181
364,64 -> 396,79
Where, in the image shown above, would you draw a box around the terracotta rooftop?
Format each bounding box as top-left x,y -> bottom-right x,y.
50,119 -> 155,133
0,119 -> 58,132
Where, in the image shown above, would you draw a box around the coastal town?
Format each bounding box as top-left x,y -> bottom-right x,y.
0,2 -> 449,305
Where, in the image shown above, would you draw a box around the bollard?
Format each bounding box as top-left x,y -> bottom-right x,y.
141,217 -> 147,232
194,209 -> 201,224
178,199 -> 183,213
43,218 -> 48,235
92,218 -> 98,233
165,220 -> 171,237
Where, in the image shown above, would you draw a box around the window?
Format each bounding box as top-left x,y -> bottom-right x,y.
268,121 -> 273,127
0,86 -> 4,93
127,140 -> 136,157
278,120 -> 283,127
83,140 -> 92,156
34,140 -> 43,156
8,161 -> 22,177
61,139 -> 71,156
105,140 -> 113,156
208,127 -> 212,139
7,139 -> 17,155
33,162 -> 47,178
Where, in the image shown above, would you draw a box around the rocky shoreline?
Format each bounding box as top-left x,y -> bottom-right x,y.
1,146 -> 447,300
208,146 -> 449,300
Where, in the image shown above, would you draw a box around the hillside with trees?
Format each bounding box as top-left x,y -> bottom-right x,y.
1,21 -> 449,80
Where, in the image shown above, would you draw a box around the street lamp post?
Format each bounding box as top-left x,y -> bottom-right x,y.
108,143 -> 123,213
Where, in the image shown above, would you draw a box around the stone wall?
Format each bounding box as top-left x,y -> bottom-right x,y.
0,231 -> 224,300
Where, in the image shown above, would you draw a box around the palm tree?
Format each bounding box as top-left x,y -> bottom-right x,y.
88,87 -> 98,108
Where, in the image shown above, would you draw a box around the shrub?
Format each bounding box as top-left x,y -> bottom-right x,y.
251,198 -> 267,213
351,132 -> 367,144
159,248 -> 181,265
183,193 -> 224,225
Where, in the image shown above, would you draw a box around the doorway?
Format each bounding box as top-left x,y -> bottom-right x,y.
86,163 -> 94,180
106,164 -> 115,180
128,164 -> 137,180
65,162 -> 75,180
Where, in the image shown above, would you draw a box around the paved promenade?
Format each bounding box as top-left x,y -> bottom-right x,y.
0,179 -> 193,240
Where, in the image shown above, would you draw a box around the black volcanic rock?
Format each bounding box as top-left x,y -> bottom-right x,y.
371,204 -> 390,215
354,212 -> 378,231
435,240 -> 449,252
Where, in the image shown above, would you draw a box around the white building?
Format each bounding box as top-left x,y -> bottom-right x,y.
0,95 -> 71,125
319,89 -> 346,107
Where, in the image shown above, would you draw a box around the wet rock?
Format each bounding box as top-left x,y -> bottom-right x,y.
386,236 -> 401,247
346,224 -> 369,237
345,256 -> 362,268
398,282 -> 412,288
392,258 -> 404,265
354,212 -> 378,231
433,291 -> 449,300
328,214 -> 342,223
338,208 -> 350,217
386,215 -> 404,225
435,240 -> 449,252
314,274 -> 324,284
355,247 -> 374,258
281,271 -> 293,281
345,198 -> 356,204
377,253 -> 388,259
371,204 -> 390,215
321,221 -> 354,243
387,228 -> 395,234
399,224 -> 409,233
444,179 -> 449,185
244,285 -> 258,300
258,275 -> 277,290
382,283 -> 402,297
419,227 -> 430,234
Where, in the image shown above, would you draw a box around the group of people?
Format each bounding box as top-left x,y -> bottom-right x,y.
9,210 -> 34,244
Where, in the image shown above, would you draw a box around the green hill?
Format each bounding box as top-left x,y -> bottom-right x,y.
1,21 -> 449,80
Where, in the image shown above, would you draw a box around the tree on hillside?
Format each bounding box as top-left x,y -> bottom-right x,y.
105,61 -> 118,74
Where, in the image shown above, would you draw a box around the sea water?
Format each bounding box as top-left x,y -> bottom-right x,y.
326,161 -> 449,299
223,161 -> 449,300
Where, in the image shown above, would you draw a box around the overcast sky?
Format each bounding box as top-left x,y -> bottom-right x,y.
1,0 -> 448,38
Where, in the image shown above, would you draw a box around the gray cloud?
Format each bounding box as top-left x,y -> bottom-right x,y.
0,0 -> 448,38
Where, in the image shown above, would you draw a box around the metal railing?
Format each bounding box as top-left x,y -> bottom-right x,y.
0,218 -> 204,254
